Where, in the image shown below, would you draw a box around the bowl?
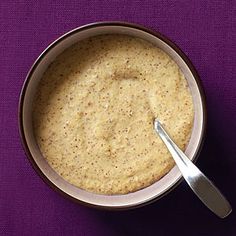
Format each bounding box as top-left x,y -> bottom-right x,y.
18,22 -> 206,209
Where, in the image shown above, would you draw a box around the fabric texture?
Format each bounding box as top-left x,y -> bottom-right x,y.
1,1 -> 236,235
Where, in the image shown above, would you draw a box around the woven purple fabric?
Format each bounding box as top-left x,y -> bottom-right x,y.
1,1 -> 236,235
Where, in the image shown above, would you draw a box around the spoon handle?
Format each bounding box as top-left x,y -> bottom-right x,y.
154,119 -> 232,218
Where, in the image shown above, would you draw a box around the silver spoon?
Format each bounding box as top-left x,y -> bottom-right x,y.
154,119 -> 232,218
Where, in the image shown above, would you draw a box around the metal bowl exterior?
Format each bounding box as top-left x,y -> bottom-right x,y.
18,22 -> 207,210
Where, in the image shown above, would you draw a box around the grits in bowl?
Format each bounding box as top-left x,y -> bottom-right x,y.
33,35 -> 194,194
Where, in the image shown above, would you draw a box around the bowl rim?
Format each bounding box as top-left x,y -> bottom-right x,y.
18,21 -> 207,210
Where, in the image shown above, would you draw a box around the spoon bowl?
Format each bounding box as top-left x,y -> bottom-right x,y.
154,119 -> 232,218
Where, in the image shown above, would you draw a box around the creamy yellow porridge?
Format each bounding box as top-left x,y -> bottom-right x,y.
33,35 -> 194,194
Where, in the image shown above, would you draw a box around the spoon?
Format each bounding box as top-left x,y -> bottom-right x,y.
154,119 -> 232,218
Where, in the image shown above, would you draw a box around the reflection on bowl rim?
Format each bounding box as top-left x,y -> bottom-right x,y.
18,21 -> 207,210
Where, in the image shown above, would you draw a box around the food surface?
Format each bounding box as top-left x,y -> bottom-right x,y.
33,35 -> 194,194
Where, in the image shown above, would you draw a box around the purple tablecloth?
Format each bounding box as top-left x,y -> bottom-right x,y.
1,1 -> 236,235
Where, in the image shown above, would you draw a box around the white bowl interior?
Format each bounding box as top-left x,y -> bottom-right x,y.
21,25 -> 204,208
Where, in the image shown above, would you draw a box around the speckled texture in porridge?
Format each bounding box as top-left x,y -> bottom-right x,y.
33,35 -> 194,194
